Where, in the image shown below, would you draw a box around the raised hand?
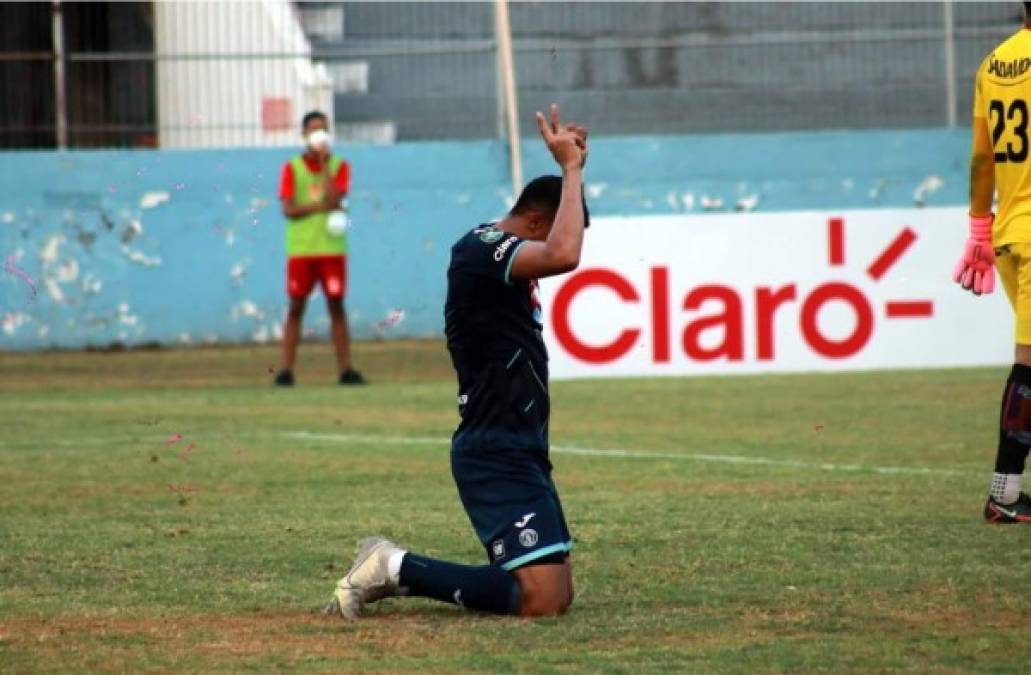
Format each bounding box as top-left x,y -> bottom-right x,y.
535,104 -> 584,172
564,122 -> 588,169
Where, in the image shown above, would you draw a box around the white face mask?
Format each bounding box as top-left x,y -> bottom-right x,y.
305,129 -> 331,150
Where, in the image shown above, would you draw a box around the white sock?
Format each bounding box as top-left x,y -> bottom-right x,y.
387,549 -> 407,585
990,472 -> 1023,504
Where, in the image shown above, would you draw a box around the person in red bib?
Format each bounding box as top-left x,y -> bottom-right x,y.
274,110 -> 366,386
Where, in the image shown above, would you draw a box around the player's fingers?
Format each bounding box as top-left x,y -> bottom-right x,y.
973,270 -> 984,295
535,111 -> 552,140
984,267 -> 996,294
550,104 -> 561,134
961,267 -> 975,291
952,258 -> 967,284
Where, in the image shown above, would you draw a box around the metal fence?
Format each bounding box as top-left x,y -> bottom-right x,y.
0,1 -> 1023,149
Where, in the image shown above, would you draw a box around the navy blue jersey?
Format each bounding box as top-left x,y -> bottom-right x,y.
444,224 -> 549,455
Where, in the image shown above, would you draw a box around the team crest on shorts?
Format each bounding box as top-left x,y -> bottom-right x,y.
478,229 -> 504,244
518,529 -> 538,548
492,539 -> 506,559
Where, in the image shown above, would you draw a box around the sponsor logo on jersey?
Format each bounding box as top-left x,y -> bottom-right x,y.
492,539 -> 506,559
494,236 -> 518,261
988,54 -> 1031,79
478,228 -> 505,244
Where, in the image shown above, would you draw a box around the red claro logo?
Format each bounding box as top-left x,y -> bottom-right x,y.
552,217 -> 934,365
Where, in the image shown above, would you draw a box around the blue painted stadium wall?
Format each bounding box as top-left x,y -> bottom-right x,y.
0,128 -> 970,350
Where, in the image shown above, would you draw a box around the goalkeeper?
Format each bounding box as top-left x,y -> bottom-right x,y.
955,2 -> 1031,522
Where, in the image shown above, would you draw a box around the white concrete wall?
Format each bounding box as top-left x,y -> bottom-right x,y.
155,0 -> 333,148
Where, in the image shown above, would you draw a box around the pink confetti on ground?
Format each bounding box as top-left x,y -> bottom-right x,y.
107,185 -> 118,193
166,433 -> 183,444
4,255 -> 37,299
375,308 -> 406,330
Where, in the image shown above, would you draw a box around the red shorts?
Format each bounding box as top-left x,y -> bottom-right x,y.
287,255 -> 347,300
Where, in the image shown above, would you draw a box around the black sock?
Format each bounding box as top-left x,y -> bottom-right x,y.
996,363 -> 1031,475
399,553 -> 521,615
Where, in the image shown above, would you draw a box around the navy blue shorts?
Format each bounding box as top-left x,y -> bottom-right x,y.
451,448 -> 572,571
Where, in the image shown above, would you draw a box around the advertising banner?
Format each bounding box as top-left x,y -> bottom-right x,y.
540,208 -> 1012,378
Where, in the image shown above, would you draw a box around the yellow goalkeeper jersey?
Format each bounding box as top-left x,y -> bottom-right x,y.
974,28 -> 1031,246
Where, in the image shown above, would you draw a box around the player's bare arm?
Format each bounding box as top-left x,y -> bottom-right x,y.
281,197 -> 326,219
281,146 -> 343,218
953,102 -> 997,296
318,145 -> 347,208
970,117 -> 995,216
509,104 -> 588,281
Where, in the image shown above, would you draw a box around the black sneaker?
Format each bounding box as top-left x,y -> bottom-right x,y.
339,368 -> 367,385
274,369 -> 295,387
984,492 -> 1031,523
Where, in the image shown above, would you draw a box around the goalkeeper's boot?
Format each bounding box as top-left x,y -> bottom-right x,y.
273,369 -> 294,387
327,536 -> 402,619
984,492 -> 1031,523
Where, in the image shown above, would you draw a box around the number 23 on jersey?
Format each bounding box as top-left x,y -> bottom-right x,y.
990,98 -> 1029,163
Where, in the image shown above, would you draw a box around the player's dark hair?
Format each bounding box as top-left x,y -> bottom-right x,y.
301,110 -> 328,129
510,175 -> 590,228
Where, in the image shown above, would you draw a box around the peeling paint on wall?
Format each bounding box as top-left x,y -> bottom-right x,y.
913,175 -> 945,206
121,246 -> 162,267
140,191 -> 170,209
1,129 -> 972,350
232,300 -> 265,321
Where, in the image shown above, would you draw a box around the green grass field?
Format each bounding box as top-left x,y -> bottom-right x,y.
1,340 -> 1029,673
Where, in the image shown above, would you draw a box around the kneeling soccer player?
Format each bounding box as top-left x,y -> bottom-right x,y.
325,104 -> 588,617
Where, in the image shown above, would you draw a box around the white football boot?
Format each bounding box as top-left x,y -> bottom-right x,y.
327,536 -> 403,619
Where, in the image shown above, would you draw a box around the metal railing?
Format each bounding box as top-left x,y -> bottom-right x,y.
0,1 -> 1022,149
